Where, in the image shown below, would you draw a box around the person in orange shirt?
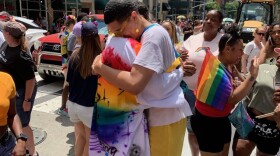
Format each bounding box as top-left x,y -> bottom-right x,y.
0,71 -> 27,155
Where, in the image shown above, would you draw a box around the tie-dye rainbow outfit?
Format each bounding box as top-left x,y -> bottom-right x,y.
89,37 -> 150,156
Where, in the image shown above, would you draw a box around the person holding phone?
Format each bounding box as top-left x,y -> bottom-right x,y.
259,22 -> 280,64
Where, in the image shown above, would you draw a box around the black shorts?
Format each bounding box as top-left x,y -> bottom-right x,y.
191,108 -> 231,153
234,109 -> 280,155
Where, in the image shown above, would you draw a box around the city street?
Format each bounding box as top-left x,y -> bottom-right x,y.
31,72 -> 267,156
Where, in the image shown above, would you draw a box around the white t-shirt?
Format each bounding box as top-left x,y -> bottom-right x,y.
244,41 -> 262,71
134,24 -> 192,126
181,32 -> 223,90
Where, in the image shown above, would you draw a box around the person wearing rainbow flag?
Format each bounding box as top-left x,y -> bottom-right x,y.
190,25 -> 259,156
91,1 -> 192,155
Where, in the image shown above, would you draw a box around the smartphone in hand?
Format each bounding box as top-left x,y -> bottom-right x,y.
275,82 -> 280,90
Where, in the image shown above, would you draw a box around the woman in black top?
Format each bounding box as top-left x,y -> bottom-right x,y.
0,21 -> 38,156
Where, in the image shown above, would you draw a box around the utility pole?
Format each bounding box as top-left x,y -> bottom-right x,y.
149,0 -> 153,15
155,0 -> 158,19
159,0 -> 163,20
202,0 -> 205,20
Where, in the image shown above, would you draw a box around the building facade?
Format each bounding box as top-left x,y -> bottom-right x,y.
0,0 -> 192,31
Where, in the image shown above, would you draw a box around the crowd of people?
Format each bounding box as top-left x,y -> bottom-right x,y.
1,0 -> 280,156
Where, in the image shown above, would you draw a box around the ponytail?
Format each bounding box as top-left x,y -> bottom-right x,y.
20,34 -> 28,52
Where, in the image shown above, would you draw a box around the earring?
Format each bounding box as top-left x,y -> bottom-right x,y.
135,28 -> 139,33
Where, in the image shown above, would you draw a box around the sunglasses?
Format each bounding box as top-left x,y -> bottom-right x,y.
256,32 -> 265,36
108,18 -> 129,37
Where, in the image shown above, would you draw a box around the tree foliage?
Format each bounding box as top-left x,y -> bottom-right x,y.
225,1 -> 239,18
205,0 -> 220,11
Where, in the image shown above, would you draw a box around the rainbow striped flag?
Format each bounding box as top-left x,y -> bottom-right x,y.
195,47 -> 232,110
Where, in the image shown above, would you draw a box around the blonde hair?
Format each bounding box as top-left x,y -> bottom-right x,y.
162,20 -> 179,45
253,26 -> 266,37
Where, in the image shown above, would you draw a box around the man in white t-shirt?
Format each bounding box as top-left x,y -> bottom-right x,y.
92,1 -> 192,155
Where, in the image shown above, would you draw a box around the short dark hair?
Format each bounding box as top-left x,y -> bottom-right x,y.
208,10 -> 223,23
219,23 -> 241,54
136,1 -> 149,20
104,0 -> 138,24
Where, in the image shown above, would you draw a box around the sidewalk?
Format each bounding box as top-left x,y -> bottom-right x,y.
31,110 -> 279,156
30,111 -> 74,156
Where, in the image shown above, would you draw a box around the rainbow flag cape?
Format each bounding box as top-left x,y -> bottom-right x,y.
89,38 -> 150,156
195,47 -> 232,110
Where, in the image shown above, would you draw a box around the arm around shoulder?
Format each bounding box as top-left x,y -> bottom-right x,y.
92,55 -> 155,95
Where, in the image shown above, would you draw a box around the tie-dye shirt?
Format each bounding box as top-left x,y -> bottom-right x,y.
89,37 -> 150,156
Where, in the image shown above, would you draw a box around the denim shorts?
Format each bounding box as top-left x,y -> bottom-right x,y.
0,133 -> 16,156
16,84 -> 37,127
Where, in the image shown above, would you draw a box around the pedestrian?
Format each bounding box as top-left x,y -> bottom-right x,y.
56,15 -> 76,116
241,26 -> 266,74
89,37 -> 151,156
0,21 -> 38,156
67,21 -> 101,156
183,21 -> 193,41
161,20 -> 180,48
67,13 -> 88,58
233,54 -> 280,156
193,20 -> 203,35
90,4 -> 150,155
0,71 -> 27,156
190,24 -> 259,156
92,1 -> 192,155
180,10 -> 224,156
0,11 -> 15,47
259,22 -> 280,64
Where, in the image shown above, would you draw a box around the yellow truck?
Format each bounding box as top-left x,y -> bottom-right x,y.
235,0 -> 275,43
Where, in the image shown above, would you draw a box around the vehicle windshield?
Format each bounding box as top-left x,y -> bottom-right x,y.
238,3 -> 271,24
